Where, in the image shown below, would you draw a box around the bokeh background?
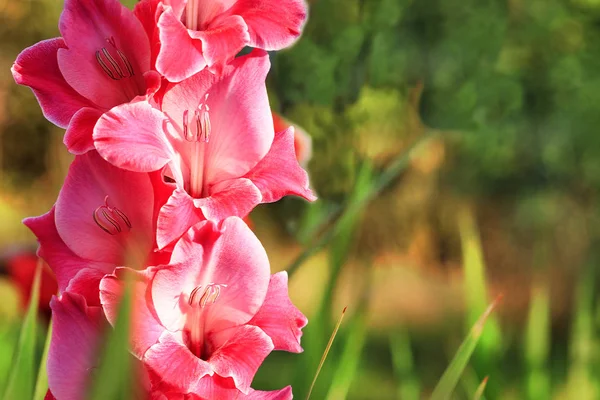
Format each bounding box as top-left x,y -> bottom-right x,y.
2,0 -> 600,399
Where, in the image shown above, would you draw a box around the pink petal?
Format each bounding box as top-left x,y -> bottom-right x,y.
100,269 -> 164,358
65,268 -> 107,307
245,127 -> 316,203
248,272 -> 307,353
144,331 -> 214,394
94,101 -> 172,173
191,15 -> 249,73
232,0 -> 307,50
55,151 -> 155,265
63,107 -> 103,155
156,186 -> 203,249
23,207 -> 114,294
58,0 -> 150,108
246,386 -> 293,400
48,292 -> 106,400
134,0 -> 162,65
11,38 -> 95,128
194,178 -> 262,222
209,325 -> 274,394
161,50 -> 273,186
156,7 -> 206,82
152,217 -> 270,333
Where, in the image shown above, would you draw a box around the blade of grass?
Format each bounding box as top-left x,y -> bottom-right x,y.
390,330 -> 420,400
525,278 -> 550,400
458,206 -> 502,357
2,259 -> 42,400
33,319 -> 52,400
88,280 -> 133,400
430,295 -> 502,400
306,307 -> 347,400
473,377 -> 488,400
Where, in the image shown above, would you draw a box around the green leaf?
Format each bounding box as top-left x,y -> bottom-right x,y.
430,295 -> 502,400
2,260 -> 42,400
473,377 -> 488,400
390,330 -> 420,400
88,281 -> 133,400
33,320 -> 52,400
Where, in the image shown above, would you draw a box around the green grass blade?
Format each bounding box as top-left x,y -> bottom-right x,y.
33,320 -> 52,400
324,311 -> 367,400
306,307 -> 347,400
88,281 -> 133,400
430,295 -> 502,400
473,377 -> 488,400
458,207 -> 502,367
525,279 -> 550,400
390,330 -> 420,400
2,259 -> 42,400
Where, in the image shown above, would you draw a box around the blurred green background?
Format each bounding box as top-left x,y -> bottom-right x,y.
2,0 -> 600,399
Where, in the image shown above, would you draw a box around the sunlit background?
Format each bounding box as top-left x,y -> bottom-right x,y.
2,0 -> 600,399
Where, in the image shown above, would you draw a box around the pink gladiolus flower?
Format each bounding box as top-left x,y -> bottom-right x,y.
24,151 -> 162,305
153,0 -> 307,81
11,0 -> 161,154
272,111 -> 312,168
100,217 -> 306,398
94,50 -> 315,248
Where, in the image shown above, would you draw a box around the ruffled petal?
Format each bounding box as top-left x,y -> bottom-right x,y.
209,325 -> 274,394
55,151 -> 155,265
194,178 -> 262,222
63,107 -> 103,155
231,0 -> 307,50
94,101 -> 173,173
144,331 -> 214,394
156,186 -> 204,249
248,272 -> 307,353
11,38 -> 95,128
245,127 -> 316,203
47,293 -> 106,400
191,15 -> 249,73
58,0 -> 150,108
156,7 -> 206,82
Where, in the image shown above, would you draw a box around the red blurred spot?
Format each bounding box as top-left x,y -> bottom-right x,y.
6,252 -> 57,314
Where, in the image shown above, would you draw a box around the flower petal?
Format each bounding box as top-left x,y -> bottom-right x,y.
209,325 -> 274,394
191,15 -> 249,73
63,107 -> 103,155
194,178 -> 262,222
11,38 -> 95,128
100,269 -> 164,358
231,0 -> 307,50
246,386 -> 293,400
156,7 -> 206,82
94,101 -> 173,173
248,272 -> 307,353
245,127 -> 316,203
58,0 -> 150,108
156,186 -> 204,249
144,331 -> 214,394
23,207 -> 113,295
47,293 -> 106,400
55,151 -> 155,265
